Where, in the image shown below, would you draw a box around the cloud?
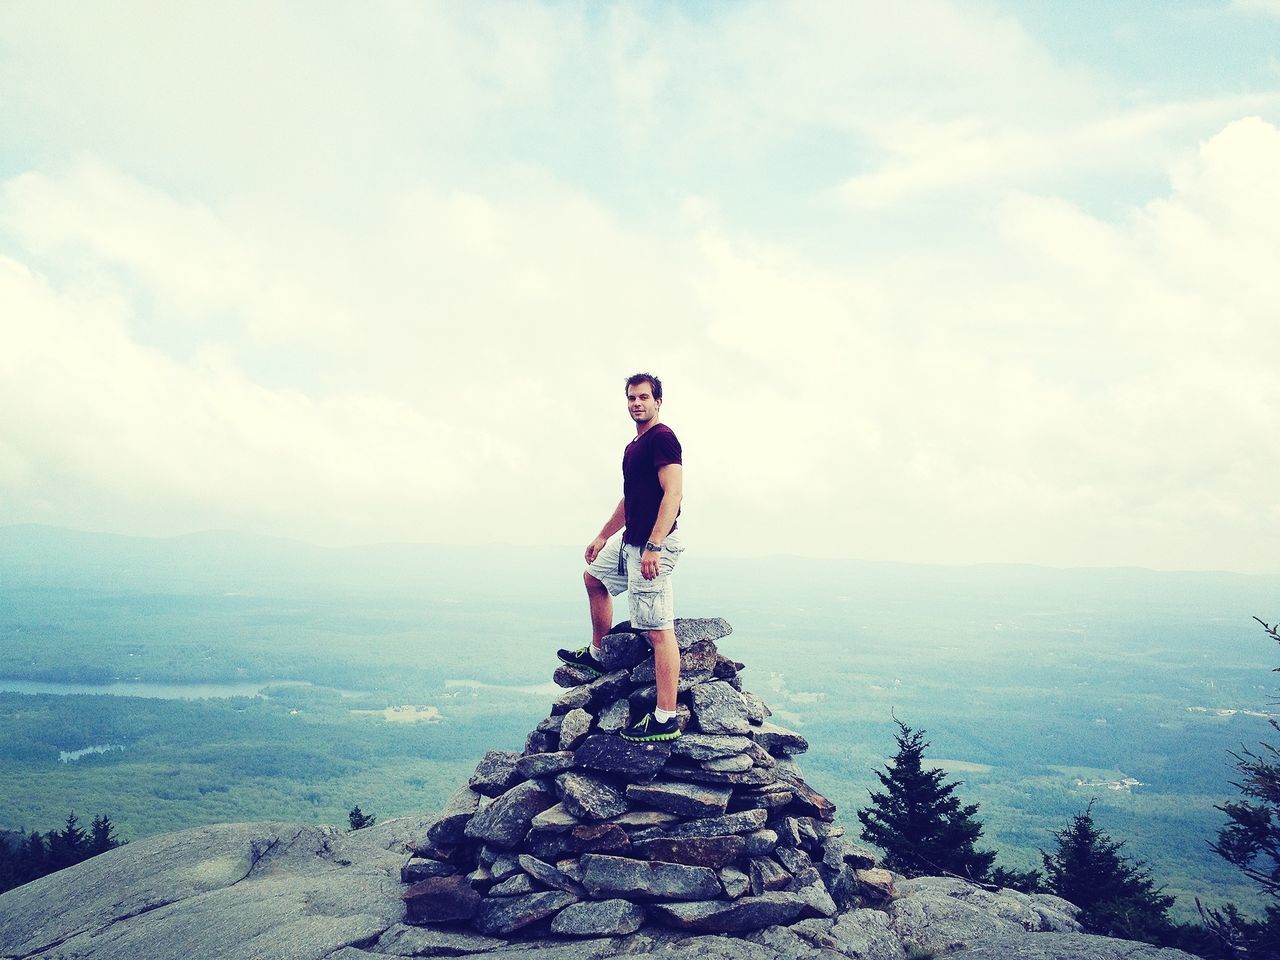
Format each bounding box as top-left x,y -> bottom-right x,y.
0,3 -> 1277,571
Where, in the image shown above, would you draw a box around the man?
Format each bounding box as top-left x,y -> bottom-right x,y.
558,373 -> 684,743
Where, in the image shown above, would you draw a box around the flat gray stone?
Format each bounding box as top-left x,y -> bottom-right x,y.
426,783 -> 482,844
530,802 -> 580,833
630,640 -> 719,684
634,807 -> 769,840
469,750 -> 524,797
584,669 -> 633,708
625,780 -> 732,818
552,685 -> 592,715
648,891 -> 809,933
554,663 -> 597,688
558,708 -> 594,751
574,734 -> 672,781
749,856 -> 792,895
822,836 -> 878,870
598,629 -> 652,671
750,720 -> 809,756
741,691 -> 771,723
558,771 -> 629,821
518,854 -> 587,896
464,779 -> 558,849
579,853 -> 721,901
795,879 -> 838,917
741,828 -> 780,857
403,874 -> 482,922
690,681 -> 752,735
675,617 -> 733,648
631,834 -> 746,868
516,751 -> 577,779
702,754 -> 753,772
400,857 -> 456,882
596,698 -> 630,733
473,890 -> 578,936
488,873 -> 540,896
663,763 -> 777,786
720,865 -> 750,899
550,898 -> 646,937
670,733 -> 755,761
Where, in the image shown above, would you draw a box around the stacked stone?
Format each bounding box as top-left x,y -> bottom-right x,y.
401,618 -> 889,938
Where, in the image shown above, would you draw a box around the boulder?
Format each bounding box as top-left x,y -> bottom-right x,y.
596,698 -> 630,733
574,734 -> 671,781
400,857 -> 456,882
631,834 -> 747,868
558,708 -> 594,751
557,771 -> 629,821
515,751 -> 576,779
690,681 -> 751,736
517,854 -> 587,896
463,779 -> 557,849
403,874 -> 482,923
633,807 -> 769,840
472,890 -> 578,936
579,854 -> 721,901
468,750 -> 524,797
426,783 -> 482,845
648,891 -> 809,933
750,721 -> 809,756
670,733 -> 756,761
550,898 -> 647,937
624,781 -> 732,818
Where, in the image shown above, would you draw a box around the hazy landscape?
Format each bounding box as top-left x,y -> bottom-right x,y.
2,523 -> 1277,919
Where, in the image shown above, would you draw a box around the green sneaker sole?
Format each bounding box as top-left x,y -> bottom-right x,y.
620,729 -> 682,743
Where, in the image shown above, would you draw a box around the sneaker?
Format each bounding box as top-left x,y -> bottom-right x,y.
621,712 -> 681,743
556,645 -> 604,676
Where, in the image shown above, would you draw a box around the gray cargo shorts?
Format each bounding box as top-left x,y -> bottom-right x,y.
585,533 -> 684,631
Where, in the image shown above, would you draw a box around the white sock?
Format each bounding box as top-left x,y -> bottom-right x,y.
589,643 -> 602,661
653,707 -> 675,723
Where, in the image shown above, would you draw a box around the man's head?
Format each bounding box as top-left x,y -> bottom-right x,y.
625,373 -> 662,426
625,373 -> 662,401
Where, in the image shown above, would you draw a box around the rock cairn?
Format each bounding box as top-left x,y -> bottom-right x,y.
401,618 -> 892,939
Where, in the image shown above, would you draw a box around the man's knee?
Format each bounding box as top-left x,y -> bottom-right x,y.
584,570 -> 607,593
647,628 -> 676,649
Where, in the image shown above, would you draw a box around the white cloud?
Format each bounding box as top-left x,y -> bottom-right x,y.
0,3 -> 1277,571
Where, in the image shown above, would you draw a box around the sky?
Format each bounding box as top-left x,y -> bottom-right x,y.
1,1 -> 1278,573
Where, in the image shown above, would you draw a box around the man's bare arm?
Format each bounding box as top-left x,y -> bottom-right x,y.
641,463 -> 683,579
586,499 -> 626,563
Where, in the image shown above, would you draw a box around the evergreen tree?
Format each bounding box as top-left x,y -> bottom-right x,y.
1040,801 -> 1174,945
857,719 -> 996,880
1203,616 -> 1280,958
89,815 -> 124,856
46,812 -> 89,871
348,806 -> 376,831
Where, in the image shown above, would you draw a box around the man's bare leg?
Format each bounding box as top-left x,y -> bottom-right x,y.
585,571 -> 613,648
649,627 -> 679,713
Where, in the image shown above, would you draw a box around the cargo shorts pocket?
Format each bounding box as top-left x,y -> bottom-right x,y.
629,581 -> 671,630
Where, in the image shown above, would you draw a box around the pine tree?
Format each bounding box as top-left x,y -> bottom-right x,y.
1041,801 -> 1174,945
857,719 -> 996,880
1203,616 -> 1280,957
348,806 -> 376,831
46,812 -> 89,871
89,815 -> 123,856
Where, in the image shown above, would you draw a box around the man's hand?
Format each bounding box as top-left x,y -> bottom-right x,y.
641,548 -> 661,580
585,537 -> 607,563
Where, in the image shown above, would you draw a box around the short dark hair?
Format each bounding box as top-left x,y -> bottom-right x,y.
625,373 -> 662,401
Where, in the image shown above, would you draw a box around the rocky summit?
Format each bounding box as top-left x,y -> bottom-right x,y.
0,616 -> 1200,960
401,617 -> 866,938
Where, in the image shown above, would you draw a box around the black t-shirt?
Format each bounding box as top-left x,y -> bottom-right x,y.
622,423 -> 682,546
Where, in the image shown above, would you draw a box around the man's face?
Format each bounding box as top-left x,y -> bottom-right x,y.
627,382 -> 660,424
